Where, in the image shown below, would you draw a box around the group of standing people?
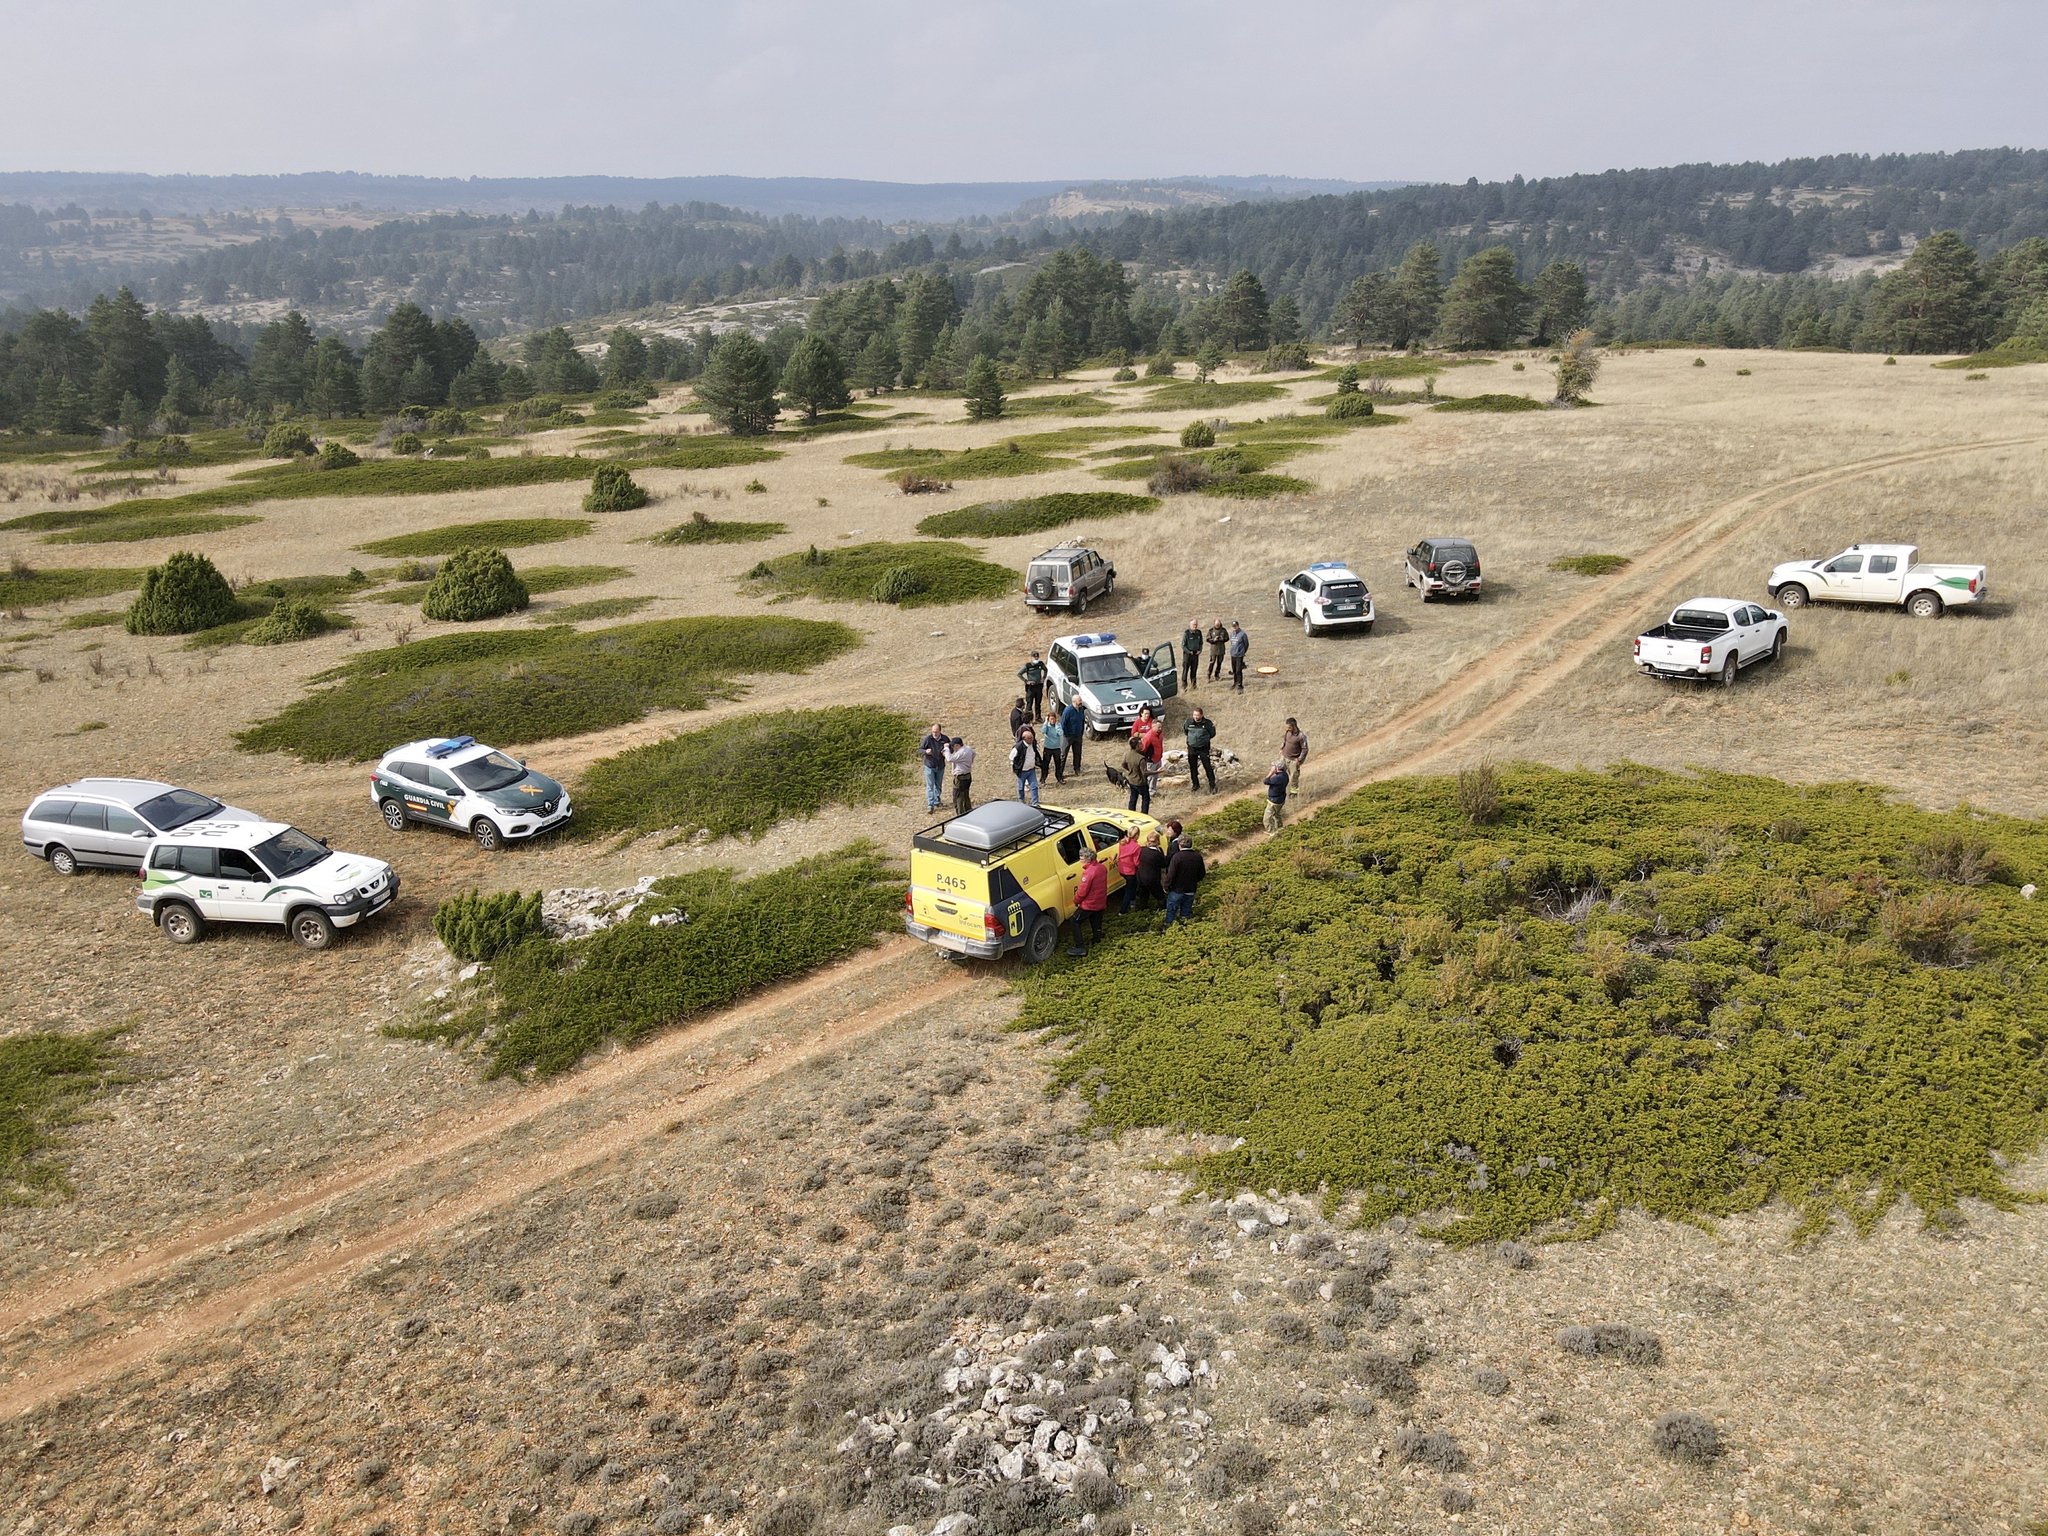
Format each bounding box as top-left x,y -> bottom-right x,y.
1066,821 -> 1208,956
1182,618 -> 1252,693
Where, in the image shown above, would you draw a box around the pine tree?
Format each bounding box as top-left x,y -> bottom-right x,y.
1216,270 -> 1271,350
602,326 -> 650,387
1391,242 -> 1445,349
308,337 -> 362,417
1042,298 -> 1074,378
1437,248 -> 1528,349
160,354 -> 199,417
920,324 -> 963,390
1529,262 -> 1589,345
399,354 -> 442,407
1335,272 -> 1394,350
779,333 -> 850,422
963,355 -> 1005,421
1195,339 -> 1225,382
1268,293 -> 1302,345
1870,230 -> 1989,353
695,332 -> 782,435
250,311 -> 317,408
1553,329 -> 1600,403
84,286 -> 164,422
854,331 -> 899,394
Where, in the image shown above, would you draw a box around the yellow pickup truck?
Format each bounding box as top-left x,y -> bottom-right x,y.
905,800 -> 1161,962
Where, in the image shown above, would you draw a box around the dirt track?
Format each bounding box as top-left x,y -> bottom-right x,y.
4,429 -> 2037,1425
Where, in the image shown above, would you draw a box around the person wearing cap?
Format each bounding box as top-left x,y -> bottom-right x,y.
1227,621 -> 1250,692
1205,618 -> 1228,681
1018,651 -> 1047,718
1263,758 -> 1290,832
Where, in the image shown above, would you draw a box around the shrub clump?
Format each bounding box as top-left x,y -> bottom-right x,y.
1558,1325 -> 1663,1366
1180,419 -> 1217,449
422,547 -> 530,622
262,423 -> 317,458
244,595 -> 329,645
745,540 -> 1012,608
389,431 -> 425,455
1455,760 -> 1502,824
125,550 -> 238,636
1391,1426 -> 1466,1473
895,470 -> 952,495
872,564 -> 929,604
648,512 -> 786,545
434,889 -> 545,962
1326,392 -> 1377,420
1650,1410 -> 1725,1466
915,491 -> 1157,539
583,462 -> 649,512
318,441 -> 361,471
1148,454 -> 1213,495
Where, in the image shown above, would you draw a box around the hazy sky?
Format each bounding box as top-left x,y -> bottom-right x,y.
4,0 -> 2045,185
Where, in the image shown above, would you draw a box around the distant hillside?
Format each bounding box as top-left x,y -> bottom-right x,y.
0,170 -> 1387,224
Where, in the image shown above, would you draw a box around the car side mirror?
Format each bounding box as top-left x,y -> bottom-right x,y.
132,829 -> 152,839
319,837 -> 331,849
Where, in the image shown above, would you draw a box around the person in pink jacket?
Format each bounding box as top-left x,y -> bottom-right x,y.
1068,848 -> 1109,956
1115,825 -> 1145,912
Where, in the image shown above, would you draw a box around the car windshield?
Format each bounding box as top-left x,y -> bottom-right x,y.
135,788 -> 223,831
1077,653 -> 1141,684
1439,544 -> 1478,564
1321,580 -> 1367,600
254,827 -> 331,878
1671,609 -> 1732,630
453,751 -> 527,792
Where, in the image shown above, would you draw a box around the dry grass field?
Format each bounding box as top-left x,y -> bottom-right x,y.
1,348 -> 2045,1535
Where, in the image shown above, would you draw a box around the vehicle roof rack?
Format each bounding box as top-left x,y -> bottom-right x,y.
426,735 -> 476,759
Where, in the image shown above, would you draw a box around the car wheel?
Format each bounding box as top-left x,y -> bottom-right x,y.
1771,630 -> 1786,662
380,798 -> 407,832
159,902 -> 203,945
46,844 -> 78,876
1417,583 -> 1429,603
1074,592 -> 1087,616
1361,621 -> 1375,634
1022,914 -> 1059,964
1720,654 -> 1739,688
472,817 -> 504,852
290,908 -> 336,950
1302,611 -> 1315,637
1104,575 -> 1114,598
1907,590 -> 1944,620
1777,584 -> 1809,610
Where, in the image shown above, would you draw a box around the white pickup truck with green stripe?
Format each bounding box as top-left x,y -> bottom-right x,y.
1766,543 -> 1987,619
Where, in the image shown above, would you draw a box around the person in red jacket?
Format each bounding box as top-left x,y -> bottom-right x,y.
1115,825 -> 1145,912
1068,848 -> 1109,957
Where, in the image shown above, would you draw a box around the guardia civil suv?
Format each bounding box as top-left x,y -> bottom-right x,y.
371,736 -> 571,850
1278,561 -> 1375,635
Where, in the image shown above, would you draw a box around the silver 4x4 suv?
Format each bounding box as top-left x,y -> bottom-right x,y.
21,778 -> 259,875
1024,545 -> 1116,614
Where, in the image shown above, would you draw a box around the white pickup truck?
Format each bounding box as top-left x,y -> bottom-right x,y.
1766,543 -> 1986,619
1634,597 -> 1787,687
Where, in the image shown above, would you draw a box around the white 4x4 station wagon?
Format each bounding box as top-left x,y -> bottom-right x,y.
1278,562 -> 1375,635
137,820 -> 399,949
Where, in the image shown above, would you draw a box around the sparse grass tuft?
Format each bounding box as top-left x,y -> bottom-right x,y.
1128,379 -> 1286,412
0,1029 -> 128,1204
577,707 -> 918,842
1455,760 -> 1502,824
1391,1426 -> 1466,1473
1558,1324 -> 1664,1365
355,519 -> 592,558
1015,764 -> 2048,1244
1431,393 -> 1547,413
845,443 -> 1075,481
744,540 -> 1013,607
648,512 -> 786,546
916,492 -> 1159,538
545,595 -> 652,623
237,614 -> 860,761
0,564 -> 147,608
1550,553 -> 1631,577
